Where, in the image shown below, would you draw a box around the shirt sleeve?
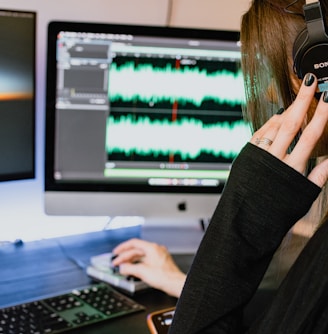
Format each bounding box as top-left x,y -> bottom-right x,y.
169,142 -> 321,334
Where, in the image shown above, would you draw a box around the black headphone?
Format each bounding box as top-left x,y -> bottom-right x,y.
293,0 -> 328,91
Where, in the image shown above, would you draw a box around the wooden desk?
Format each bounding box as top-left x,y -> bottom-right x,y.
0,225 -> 276,333
0,226 -> 193,333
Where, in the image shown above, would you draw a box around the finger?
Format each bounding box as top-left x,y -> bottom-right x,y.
251,117 -> 283,151
112,248 -> 145,266
308,158 -> 328,187
113,238 -> 149,253
287,91 -> 328,174
269,73 -> 317,158
112,239 -> 136,253
119,262 -> 148,281
250,114 -> 283,144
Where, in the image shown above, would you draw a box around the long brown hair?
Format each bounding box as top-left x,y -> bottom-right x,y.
240,0 -> 328,226
240,0 -> 307,131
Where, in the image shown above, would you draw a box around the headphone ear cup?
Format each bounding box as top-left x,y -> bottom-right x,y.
293,27 -> 309,79
292,2 -> 328,91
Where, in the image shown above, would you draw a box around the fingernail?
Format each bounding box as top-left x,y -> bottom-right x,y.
276,107 -> 285,114
323,91 -> 328,103
304,73 -> 315,86
112,265 -> 120,274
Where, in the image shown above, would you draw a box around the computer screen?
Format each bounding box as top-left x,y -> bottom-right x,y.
0,9 -> 36,182
45,21 -> 250,222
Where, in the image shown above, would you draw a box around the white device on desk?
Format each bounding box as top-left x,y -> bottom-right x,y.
87,252 -> 149,294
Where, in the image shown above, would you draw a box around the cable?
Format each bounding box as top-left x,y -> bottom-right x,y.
56,240 -> 87,270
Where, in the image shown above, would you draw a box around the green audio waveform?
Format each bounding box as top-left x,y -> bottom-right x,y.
106,115 -> 251,160
108,62 -> 245,107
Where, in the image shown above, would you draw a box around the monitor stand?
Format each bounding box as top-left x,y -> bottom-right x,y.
141,219 -> 206,254
104,216 -> 207,254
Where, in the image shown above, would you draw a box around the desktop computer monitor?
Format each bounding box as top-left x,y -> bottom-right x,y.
0,9 -> 36,182
44,21 -> 250,223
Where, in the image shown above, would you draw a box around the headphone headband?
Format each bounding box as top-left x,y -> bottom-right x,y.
304,1 -> 327,43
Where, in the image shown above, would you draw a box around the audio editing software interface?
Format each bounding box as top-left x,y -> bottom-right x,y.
54,30 -> 250,189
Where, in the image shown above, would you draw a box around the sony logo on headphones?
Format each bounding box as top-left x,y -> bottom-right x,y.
314,62 -> 328,69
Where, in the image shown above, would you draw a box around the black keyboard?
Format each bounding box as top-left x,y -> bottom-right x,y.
0,283 -> 145,334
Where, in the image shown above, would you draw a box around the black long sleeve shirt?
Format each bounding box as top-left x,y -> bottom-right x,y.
169,143 -> 322,334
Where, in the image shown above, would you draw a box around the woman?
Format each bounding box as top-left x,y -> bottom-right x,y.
168,0 -> 328,333
114,1 -> 328,332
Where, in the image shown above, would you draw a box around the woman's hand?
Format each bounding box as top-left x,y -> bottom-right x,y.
250,73 -> 328,188
112,238 -> 186,298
